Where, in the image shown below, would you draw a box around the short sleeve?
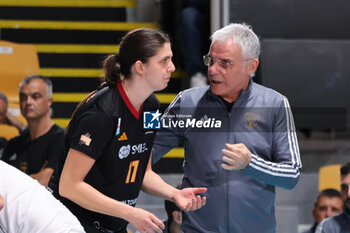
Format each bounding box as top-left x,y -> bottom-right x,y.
70,108 -> 114,160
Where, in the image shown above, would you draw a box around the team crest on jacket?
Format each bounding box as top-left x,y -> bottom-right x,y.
244,112 -> 260,128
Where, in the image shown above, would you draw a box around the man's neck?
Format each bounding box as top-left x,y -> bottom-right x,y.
27,116 -> 54,140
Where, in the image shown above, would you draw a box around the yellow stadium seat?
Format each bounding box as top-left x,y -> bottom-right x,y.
318,164 -> 341,191
0,40 -> 39,139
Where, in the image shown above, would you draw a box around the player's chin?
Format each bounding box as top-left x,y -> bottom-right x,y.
156,81 -> 169,92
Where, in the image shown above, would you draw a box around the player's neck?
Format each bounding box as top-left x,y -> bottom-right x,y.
121,79 -> 151,112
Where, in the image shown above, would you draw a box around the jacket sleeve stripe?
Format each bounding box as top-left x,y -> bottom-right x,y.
250,162 -> 300,178
251,154 -> 299,175
249,96 -> 301,178
283,97 -> 302,167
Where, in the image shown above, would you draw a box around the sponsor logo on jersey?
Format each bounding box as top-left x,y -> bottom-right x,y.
119,145 -> 131,159
132,143 -> 148,154
115,117 -> 121,136
143,110 -> 161,129
121,198 -> 138,206
244,112 -> 260,128
79,133 -> 92,146
118,132 -> 128,141
118,143 -> 148,159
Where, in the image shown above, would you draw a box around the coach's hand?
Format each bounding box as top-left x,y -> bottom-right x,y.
173,187 -> 207,211
221,143 -> 251,170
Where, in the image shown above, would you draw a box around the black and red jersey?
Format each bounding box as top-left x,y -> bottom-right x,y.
49,82 -> 159,231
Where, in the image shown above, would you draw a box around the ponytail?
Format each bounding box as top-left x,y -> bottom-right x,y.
102,53 -> 123,86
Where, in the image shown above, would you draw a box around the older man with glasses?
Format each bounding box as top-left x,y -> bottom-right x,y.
152,23 -> 301,233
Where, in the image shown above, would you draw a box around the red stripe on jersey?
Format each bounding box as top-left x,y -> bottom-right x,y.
117,82 -> 143,119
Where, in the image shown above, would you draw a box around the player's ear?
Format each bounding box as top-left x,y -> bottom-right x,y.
134,60 -> 144,75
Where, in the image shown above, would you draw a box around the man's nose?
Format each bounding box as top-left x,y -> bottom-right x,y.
25,96 -> 34,105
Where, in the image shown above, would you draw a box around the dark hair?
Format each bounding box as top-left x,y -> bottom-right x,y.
341,162 -> 350,176
102,27 -> 170,86
20,74 -> 53,98
0,91 -> 8,109
315,188 -> 342,207
164,200 -> 180,223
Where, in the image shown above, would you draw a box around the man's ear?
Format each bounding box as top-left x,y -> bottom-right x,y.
312,208 -> 316,220
247,59 -> 259,76
172,210 -> 182,225
48,97 -> 53,107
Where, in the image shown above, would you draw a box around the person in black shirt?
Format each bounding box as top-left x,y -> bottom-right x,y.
50,28 -> 207,233
2,75 -> 64,186
0,91 -> 25,156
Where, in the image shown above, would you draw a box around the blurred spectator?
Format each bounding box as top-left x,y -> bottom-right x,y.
178,0 -> 210,87
0,160 -> 85,232
0,91 -> 25,156
316,162 -> 350,233
1,75 -> 64,186
164,198 -> 182,232
304,189 -> 343,233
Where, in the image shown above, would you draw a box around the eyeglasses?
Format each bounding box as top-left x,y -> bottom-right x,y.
203,55 -> 248,69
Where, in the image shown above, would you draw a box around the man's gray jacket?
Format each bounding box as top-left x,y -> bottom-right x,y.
152,80 -> 302,233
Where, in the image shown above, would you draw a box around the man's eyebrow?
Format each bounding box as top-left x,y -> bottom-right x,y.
19,92 -> 41,96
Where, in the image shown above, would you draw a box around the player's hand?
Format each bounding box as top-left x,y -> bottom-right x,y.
173,187 -> 207,211
221,143 -> 251,170
127,207 -> 164,233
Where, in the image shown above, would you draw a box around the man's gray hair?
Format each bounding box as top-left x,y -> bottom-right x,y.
19,75 -> 53,98
210,23 -> 261,59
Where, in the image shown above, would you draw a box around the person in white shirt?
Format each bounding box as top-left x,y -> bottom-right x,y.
0,160 -> 85,233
